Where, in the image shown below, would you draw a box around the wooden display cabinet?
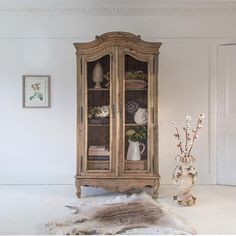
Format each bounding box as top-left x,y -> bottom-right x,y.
74,32 -> 161,198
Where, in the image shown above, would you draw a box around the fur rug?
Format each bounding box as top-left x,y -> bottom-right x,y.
45,192 -> 195,235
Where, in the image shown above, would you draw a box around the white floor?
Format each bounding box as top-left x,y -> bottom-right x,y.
0,184 -> 235,235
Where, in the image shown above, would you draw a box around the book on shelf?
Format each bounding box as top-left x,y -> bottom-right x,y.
88,145 -> 109,156
88,150 -> 110,156
89,145 -> 106,151
88,156 -> 110,161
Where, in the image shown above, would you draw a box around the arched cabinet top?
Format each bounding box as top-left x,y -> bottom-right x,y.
74,31 -> 161,54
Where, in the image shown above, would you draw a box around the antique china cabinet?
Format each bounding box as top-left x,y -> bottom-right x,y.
74,32 -> 161,198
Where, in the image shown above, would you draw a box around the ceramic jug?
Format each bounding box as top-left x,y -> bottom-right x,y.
127,140 -> 145,161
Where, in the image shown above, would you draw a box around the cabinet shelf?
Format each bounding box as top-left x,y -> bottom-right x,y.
125,88 -> 147,91
125,160 -> 147,163
88,124 -> 110,127
88,88 -> 109,91
125,123 -> 147,126
87,160 -> 110,163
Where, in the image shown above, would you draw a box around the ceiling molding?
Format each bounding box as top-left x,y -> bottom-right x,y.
1,2 -> 236,16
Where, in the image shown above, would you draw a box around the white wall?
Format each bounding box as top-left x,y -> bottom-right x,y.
0,39 -> 76,184
0,0 -> 236,185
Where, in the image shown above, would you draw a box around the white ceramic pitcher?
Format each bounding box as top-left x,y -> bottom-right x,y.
127,140 -> 145,161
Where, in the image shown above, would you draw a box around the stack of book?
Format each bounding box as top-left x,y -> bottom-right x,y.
88,146 -> 110,161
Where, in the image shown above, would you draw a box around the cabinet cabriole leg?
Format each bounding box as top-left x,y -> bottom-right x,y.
152,179 -> 159,199
75,179 -> 81,198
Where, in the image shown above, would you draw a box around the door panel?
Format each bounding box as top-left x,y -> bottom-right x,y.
82,52 -> 115,176
218,45 -> 236,185
118,48 -> 154,176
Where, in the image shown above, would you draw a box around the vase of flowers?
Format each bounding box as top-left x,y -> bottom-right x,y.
172,113 -> 205,206
126,126 -> 147,161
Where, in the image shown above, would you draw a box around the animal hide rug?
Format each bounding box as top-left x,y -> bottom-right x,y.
45,192 -> 195,235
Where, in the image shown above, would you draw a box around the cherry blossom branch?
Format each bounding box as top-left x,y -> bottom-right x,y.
172,122 -> 184,154
187,113 -> 205,156
172,113 -> 205,158
184,115 -> 191,154
184,127 -> 188,152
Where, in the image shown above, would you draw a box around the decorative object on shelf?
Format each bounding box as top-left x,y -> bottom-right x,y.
127,140 -> 145,161
134,108 -> 148,124
172,113 -> 205,207
126,70 -> 147,80
92,62 -> 103,89
87,106 -> 109,125
126,100 -> 140,114
125,79 -> 147,89
103,71 -> 110,88
22,75 -> 50,108
125,70 -> 147,89
88,106 -> 110,124
126,126 -> 146,161
88,106 -> 109,119
88,145 -> 110,156
87,156 -> 109,161
96,105 -> 109,118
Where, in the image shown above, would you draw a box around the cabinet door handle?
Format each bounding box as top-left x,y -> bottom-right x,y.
120,106 -> 123,118
112,105 -> 115,118
80,106 -> 83,123
151,106 -> 154,124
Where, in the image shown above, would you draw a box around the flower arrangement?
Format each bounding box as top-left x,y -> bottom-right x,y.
171,113 -> 205,163
126,126 -> 147,143
171,113 -> 205,206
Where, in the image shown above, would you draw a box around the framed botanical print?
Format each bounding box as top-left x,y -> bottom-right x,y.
22,75 -> 50,108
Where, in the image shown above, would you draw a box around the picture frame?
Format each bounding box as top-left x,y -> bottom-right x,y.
22,75 -> 50,108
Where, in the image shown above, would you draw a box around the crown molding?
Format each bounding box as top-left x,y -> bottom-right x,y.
0,1 -> 236,16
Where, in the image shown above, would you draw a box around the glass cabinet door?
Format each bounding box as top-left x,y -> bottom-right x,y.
122,54 -> 150,172
85,55 -> 112,171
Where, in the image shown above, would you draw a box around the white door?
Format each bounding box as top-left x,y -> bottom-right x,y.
218,45 -> 236,185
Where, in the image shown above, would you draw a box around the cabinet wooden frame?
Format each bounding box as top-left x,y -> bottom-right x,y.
74,32 -> 161,198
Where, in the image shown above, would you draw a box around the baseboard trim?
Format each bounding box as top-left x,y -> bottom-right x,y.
0,174 -> 75,185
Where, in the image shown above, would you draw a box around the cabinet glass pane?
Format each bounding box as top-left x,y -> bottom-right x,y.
87,55 -> 111,171
124,54 -> 148,171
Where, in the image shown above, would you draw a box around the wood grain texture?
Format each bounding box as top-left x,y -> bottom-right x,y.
74,32 -> 161,54
74,31 -> 161,198
76,177 -> 159,196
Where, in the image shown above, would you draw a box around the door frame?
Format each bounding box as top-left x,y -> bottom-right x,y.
216,43 -> 236,185
210,41 -> 236,184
